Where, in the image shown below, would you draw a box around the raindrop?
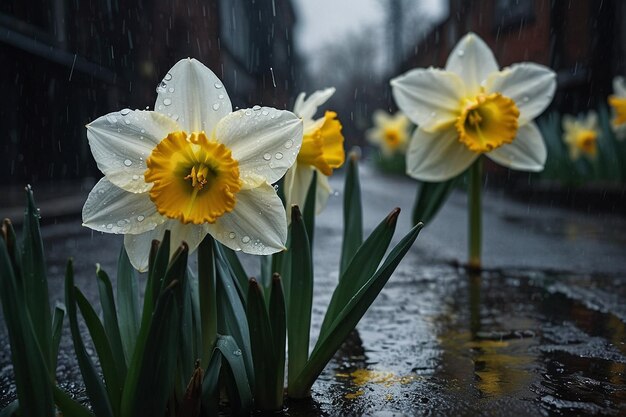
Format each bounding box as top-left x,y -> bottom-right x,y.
263,153 -> 272,161
229,232 -> 236,239
252,105 -> 261,111
218,94 -> 224,99
245,110 -> 252,116
106,223 -> 113,229
214,82 -> 223,89
120,108 -> 131,115
168,87 -> 175,93
124,119 -> 131,125
171,114 -> 180,121
212,103 -> 220,111
523,96 -> 530,102
262,110 -> 269,116
106,115 -> 118,124
275,152 -> 283,160
124,159 -> 132,166
232,349 -> 242,356
132,174 -> 139,180
284,139 -> 293,149
241,236 -> 251,244
137,215 -> 145,222
140,129 -> 145,134
164,73 -> 172,81
457,49 -> 465,57
163,98 -> 172,106
117,219 -> 127,227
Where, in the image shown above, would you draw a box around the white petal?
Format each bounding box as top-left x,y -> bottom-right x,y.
391,68 -> 465,131
485,63 -> 556,124
445,32 -> 499,95
208,183 -> 287,254
293,87 -> 336,123
283,162 -> 314,222
155,58 -> 232,133
487,122 -> 546,171
82,178 -> 165,234
124,219 -> 208,272
215,107 -> 303,185
406,128 -> 477,182
614,76 -> 626,97
87,110 -> 179,193
315,172 -> 332,215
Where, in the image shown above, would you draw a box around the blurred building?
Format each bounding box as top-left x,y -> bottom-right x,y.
0,0 -> 299,185
398,0 -> 626,115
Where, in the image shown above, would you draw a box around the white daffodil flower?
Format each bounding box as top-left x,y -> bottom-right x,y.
562,111 -> 599,161
82,58 -> 303,271
391,32 -> 557,182
608,76 -> 626,140
283,88 -> 345,221
365,110 -> 411,156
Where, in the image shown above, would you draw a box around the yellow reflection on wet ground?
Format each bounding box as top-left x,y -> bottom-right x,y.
337,369 -> 416,400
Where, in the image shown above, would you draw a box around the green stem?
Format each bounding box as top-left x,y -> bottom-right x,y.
198,235 -> 217,367
468,158 -> 482,270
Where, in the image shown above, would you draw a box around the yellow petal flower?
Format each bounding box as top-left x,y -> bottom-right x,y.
297,111 -> 345,176
145,131 -> 241,224
366,110 -> 411,156
562,112 -> 599,161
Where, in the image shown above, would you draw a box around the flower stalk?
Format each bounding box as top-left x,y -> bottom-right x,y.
468,158 -> 482,271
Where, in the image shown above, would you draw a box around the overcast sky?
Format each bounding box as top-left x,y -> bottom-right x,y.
291,0 -> 447,56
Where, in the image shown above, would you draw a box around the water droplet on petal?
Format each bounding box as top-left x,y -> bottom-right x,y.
252,105 -> 261,111
229,232 -> 236,239
164,73 -> 172,81
218,94 -> 224,99
106,223 -> 113,229
214,82 -> 223,89
242,236 -> 250,244
212,103 -> 220,111
140,129 -> 145,134
106,115 -> 118,124
124,119 -> 131,125
163,98 -> 172,106
117,219 -> 127,227
168,87 -> 175,93
263,153 -> 271,161
124,159 -> 132,166
233,349 -> 242,356
523,96 -> 530,102
245,110 -> 252,116
275,152 -> 283,160
132,174 -> 139,180
120,108 -> 131,115
457,49 -> 465,57
172,114 -> 180,121
284,139 -> 293,149
137,215 -> 145,222
262,110 -> 269,116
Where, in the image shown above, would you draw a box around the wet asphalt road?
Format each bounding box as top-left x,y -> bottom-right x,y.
1,163 -> 626,415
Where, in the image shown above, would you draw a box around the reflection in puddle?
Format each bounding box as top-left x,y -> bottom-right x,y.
338,369 -> 416,399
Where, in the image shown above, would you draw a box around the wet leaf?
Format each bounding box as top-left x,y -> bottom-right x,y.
412,177 -> 459,226
340,151 -> 363,275
116,245 -> 140,365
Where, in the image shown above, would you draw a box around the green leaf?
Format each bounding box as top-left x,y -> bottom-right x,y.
121,243 -> 188,417
302,170 -> 317,248
1,219 -> 21,281
141,230 -> 170,325
0,400 -> 19,417
116,245 -> 140,365
246,279 -> 280,411
201,346 -> 223,416
215,253 -> 254,384
340,152 -> 363,275
217,244 -> 249,296
198,235 -> 217,366
96,266 -> 127,378
74,288 -> 123,415
0,237 -> 54,417
51,302 -> 65,373
214,335 -> 253,415
259,255 -> 273,293
65,260 -> 114,417
20,187 -> 52,369
319,208 -> 399,339
268,273 -> 286,408
287,206 -> 313,389
53,385 -> 95,417
412,177 -> 459,226
290,222 -> 424,398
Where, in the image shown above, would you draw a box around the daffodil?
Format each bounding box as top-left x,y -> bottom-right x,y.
562,112 -> 599,161
390,32 -> 556,182
608,76 -> 626,140
365,110 -> 411,156
283,88 -> 345,220
82,58 -> 303,271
